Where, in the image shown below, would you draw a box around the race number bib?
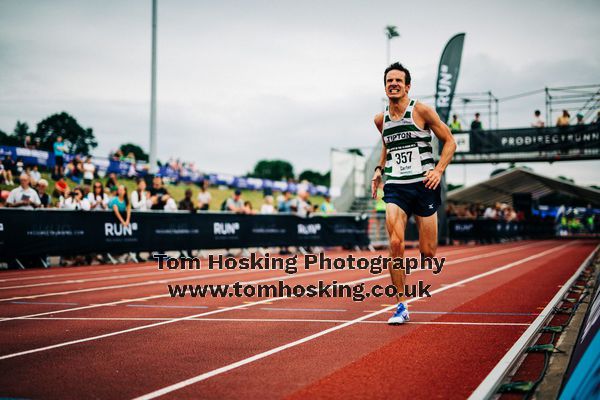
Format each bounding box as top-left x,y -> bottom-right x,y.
390,144 -> 422,177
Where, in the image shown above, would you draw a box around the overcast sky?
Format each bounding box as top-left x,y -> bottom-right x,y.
0,0 -> 599,186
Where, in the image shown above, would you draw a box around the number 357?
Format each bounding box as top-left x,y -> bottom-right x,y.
394,151 -> 412,164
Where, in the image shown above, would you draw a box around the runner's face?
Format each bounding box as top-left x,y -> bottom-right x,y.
385,70 -> 409,100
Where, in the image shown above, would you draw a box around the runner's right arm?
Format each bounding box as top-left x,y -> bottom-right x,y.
371,113 -> 386,199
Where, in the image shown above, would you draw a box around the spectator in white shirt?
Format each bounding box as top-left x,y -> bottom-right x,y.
290,190 -> 312,218
260,195 -> 276,214
63,186 -> 91,210
196,181 -> 212,211
28,165 -> 42,184
531,110 -> 545,128
7,173 -> 41,209
87,181 -> 109,211
131,177 -> 152,211
82,156 -> 95,186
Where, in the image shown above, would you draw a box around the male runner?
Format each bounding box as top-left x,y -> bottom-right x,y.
371,62 -> 456,325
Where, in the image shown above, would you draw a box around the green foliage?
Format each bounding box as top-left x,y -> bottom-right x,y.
0,129 -> 20,146
13,121 -> 31,142
119,143 -> 149,162
34,112 -> 97,155
249,159 -> 294,181
298,170 -> 330,186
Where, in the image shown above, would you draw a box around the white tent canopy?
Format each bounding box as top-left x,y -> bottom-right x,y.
447,167 -> 600,206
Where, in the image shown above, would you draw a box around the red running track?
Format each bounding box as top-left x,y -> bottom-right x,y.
0,240 -> 597,399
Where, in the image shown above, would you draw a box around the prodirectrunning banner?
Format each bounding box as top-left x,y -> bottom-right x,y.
454,124 -> 599,154
0,210 -> 369,257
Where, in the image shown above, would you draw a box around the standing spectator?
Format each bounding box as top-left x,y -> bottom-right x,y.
576,113 -> 585,125
178,188 -> 196,211
28,165 -> 41,183
196,181 -> 211,210
131,177 -> 151,211
556,110 -> 570,126
319,195 -> 336,214
87,181 -> 109,211
6,173 -> 41,209
150,176 -> 171,210
2,155 -> 16,185
449,114 -> 462,132
260,195 -> 276,214
82,156 -> 95,186
109,184 -> 131,226
225,190 -> 244,213
62,186 -> 91,210
290,190 -> 312,218
531,110 -> 545,128
470,113 -> 483,131
53,136 -> 66,178
36,179 -> 51,208
24,135 -> 34,149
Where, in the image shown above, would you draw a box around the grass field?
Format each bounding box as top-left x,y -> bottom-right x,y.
1,173 -> 326,211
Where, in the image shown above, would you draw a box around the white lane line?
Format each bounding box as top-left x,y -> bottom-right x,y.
0,240 -> 544,324
130,241 -> 573,400
0,316 -> 531,326
0,265 -> 156,283
10,301 -> 79,305
260,307 -> 347,312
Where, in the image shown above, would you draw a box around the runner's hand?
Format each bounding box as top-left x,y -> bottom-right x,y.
423,169 -> 442,190
371,172 -> 381,199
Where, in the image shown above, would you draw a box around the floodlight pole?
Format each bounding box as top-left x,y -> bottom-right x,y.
149,0 -> 158,174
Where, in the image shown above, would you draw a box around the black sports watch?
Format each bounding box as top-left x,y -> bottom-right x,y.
374,166 -> 384,174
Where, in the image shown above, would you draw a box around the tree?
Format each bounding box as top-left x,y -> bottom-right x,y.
249,160 -> 294,181
13,121 -> 31,143
34,112 -> 97,155
119,143 -> 149,162
0,129 -> 20,146
298,170 -> 330,186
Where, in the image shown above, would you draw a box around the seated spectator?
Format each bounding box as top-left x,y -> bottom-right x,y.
87,181 -> 109,211
260,195 -> 276,214
2,155 -> 15,185
243,200 -> 256,215
319,195 -> 336,214
277,190 -> 293,212
531,110 -> 545,128
6,173 -> 41,209
164,197 -> 178,211
196,181 -> 211,210
470,113 -> 483,131
0,163 -> 7,185
131,177 -> 152,211
225,190 -> 244,213
53,178 -> 69,208
483,204 -> 497,219
109,184 -> 131,226
178,188 -> 196,211
36,179 -> 51,208
28,165 -> 41,184
15,157 -> 25,176
62,186 -> 91,210
556,110 -> 570,126
150,176 -> 171,210
82,156 -> 95,186
576,113 -> 585,125
290,190 -> 312,218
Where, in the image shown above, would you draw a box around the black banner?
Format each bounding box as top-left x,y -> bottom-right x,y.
448,218 -> 554,241
435,33 -> 465,124
463,124 -> 599,154
0,210 -> 369,257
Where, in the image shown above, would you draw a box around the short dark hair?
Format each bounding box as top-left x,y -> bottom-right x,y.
384,62 -> 411,85
534,110 -> 541,116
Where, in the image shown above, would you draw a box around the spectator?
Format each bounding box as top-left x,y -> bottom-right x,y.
53,136 -> 66,178
15,157 -> 24,176
54,178 -> 69,208
483,204 -> 497,219
36,179 -> 51,208
109,184 -> 131,226
82,156 -> 95,186
0,163 -> 8,185
87,181 -> 109,211
131,177 -> 151,211
105,173 -> 119,193
243,200 -> 256,215
576,113 -> 585,125
178,188 -> 196,211
6,173 -> 41,209
277,190 -> 293,212
470,113 -> 483,131
28,165 -> 41,184
595,111 -> 600,125
62,186 -> 91,210
2,155 -> 15,185
449,114 -> 462,132
260,195 -> 276,214
150,176 -> 171,210
531,110 -> 545,128
556,110 -> 570,126
225,190 -> 244,213
319,195 -> 336,214
291,190 -> 312,218
164,197 -> 178,211
24,135 -> 34,149
196,181 -> 211,210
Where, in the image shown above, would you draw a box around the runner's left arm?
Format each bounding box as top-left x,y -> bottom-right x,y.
419,104 -> 456,190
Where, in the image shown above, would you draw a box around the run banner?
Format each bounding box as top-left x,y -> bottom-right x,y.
435,33 -> 466,125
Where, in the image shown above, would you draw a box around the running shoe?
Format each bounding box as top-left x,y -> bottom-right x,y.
387,302 -> 410,325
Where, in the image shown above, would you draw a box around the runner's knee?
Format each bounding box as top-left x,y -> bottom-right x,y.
389,236 -> 404,252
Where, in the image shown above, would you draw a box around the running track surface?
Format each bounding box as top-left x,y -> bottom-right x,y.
0,240 -> 597,399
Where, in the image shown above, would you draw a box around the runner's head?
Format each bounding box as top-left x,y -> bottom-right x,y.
384,62 -> 411,100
